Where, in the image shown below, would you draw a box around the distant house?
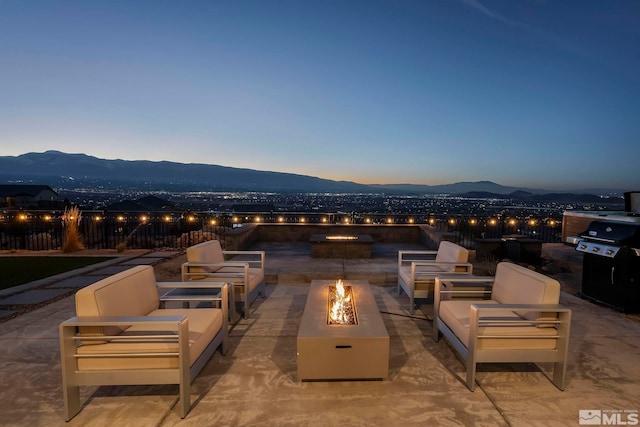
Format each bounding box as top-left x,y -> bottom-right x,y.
0,185 -> 58,208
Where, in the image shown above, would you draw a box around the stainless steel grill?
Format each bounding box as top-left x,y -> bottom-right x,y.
575,220 -> 640,258
575,220 -> 640,312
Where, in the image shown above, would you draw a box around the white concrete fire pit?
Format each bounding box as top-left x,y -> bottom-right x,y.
297,280 -> 389,381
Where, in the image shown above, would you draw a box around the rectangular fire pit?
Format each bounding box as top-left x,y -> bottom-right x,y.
297,280 -> 389,381
309,234 -> 374,258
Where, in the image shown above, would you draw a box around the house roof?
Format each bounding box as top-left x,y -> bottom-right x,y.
0,184 -> 57,197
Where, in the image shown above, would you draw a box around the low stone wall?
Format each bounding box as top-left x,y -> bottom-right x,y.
225,223 -> 452,250
224,223 -> 260,250
255,224 -> 421,244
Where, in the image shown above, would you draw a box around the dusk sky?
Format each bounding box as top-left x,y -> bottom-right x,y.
1,1 -> 638,191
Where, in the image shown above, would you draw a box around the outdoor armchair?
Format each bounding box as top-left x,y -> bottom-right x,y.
59,265 -> 229,420
182,240 -> 265,319
433,261 -> 572,391
397,241 -> 473,309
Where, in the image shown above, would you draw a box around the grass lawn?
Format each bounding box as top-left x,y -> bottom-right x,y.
0,257 -> 115,291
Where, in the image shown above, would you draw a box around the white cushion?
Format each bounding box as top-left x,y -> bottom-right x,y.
435,241 -> 469,264
75,265 -> 160,339
492,262 -> 560,324
186,240 -> 225,273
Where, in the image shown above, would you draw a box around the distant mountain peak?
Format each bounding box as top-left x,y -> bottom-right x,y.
0,151 -> 625,195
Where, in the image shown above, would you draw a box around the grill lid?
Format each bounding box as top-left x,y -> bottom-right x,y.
580,220 -> 640,245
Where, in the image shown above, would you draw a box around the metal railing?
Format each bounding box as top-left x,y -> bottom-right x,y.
0,211 -> 231,251
0,209 -> 562,251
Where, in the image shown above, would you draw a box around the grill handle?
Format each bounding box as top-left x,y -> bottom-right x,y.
611,266 -> 615,285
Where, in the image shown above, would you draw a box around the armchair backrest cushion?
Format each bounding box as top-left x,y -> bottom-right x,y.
75,265 -> 160,339
186,240 -> 225,274
435,241 -> 469,272
492,262 -> 560,325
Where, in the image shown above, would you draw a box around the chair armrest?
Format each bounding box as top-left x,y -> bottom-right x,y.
398,250 -> 437,267
411,260 -> 473,269
470,303 -> 571,322
60,315 -> 188,343
181,261 -> 249,281
434,276 -> 495,310
435,276 -> 494,293
61,315 -> 187,330
461,303 -> 572,364
223,250 -> 265,269
471,304 -> 570,313
410,261 -> 473,280
182,261 -> 249,269
59,316 -> 189,363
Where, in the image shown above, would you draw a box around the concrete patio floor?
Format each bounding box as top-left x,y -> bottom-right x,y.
0,243 -> 638,426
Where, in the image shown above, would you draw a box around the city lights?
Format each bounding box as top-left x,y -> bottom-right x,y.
2,190 -> 569,252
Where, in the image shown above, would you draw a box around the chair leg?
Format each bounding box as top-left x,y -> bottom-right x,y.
62,384 -> 81,421
552,361 -> 567,390
60,324 -> 82,421
179,381 -> 190,418
178,322 -> 191,418
466,358 -> 476,391
432,319 -> 440,342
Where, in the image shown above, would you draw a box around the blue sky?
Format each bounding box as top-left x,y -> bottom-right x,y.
1,0 -> 638,191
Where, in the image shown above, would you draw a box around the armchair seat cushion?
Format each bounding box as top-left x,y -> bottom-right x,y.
398,265 -> 448,291
77,308 -> 223,370
439,300 -> 558,351
216,266 -> 264,294
192,266 -> 264,295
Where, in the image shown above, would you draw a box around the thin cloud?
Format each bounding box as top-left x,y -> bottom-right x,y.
459,0 -> 530,29
457,0 -> 615,69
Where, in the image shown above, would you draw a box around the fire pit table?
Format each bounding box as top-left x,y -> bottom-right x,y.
309,234 -> 374,258
297,280 -> 389,381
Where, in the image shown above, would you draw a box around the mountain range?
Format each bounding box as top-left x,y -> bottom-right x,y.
0,151 -> 625,198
